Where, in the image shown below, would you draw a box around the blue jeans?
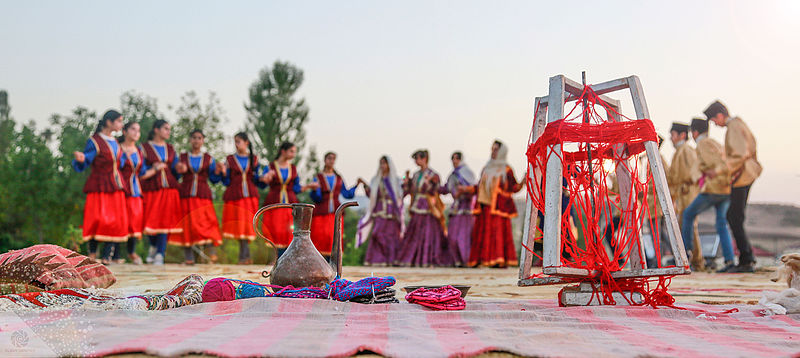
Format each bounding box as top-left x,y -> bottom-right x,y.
681,194 -> 734,262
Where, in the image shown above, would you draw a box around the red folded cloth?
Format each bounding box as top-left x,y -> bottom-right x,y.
405,285 -> 466,311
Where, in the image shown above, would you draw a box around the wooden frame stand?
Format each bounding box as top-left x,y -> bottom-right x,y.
517,75 -> 690,305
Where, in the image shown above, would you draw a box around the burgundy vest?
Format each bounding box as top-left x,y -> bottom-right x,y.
119,146 -> 143,197
140,142 -> 179,192
83,134 -> 125,194
222,154 -> 260,201
177,153 -> 214,199
263,162 -> 299,205
312,173 -> 343,216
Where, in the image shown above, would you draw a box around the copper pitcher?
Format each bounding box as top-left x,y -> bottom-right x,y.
253,201 -> 358,288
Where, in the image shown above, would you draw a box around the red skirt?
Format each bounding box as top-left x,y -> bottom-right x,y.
260,206 -> 294,248
467,209 -> 518,268
222,197 -> 260,241
311,213 -> 336,256
126,196 -> 144,238
170,198 -> 222,246
82,191 -> 129,242
142,188 -> 183,235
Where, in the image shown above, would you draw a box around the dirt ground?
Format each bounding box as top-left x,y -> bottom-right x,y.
107,263 -> 786,305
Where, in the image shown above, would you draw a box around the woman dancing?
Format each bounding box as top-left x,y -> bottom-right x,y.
396,150 -> 452,267
260,141 -> 318,257
467,140 -> 523,268
441,151 -> 477,266
116,121 -> 155,264
72,110 -> 130,263
172,129 -> 223,264
357,155 -> 404,266
221,132 -> 263,264
140,120 -> 186,265
309,152 -> 359,258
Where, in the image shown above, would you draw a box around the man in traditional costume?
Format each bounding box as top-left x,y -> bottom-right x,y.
681,118 -> 736,271
667,122 -> 702,269
705,100 -> 762,273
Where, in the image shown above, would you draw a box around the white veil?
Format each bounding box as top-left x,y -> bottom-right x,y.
481,140 -> 510,195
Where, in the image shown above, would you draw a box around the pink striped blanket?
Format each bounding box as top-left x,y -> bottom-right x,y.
1,298 -> 799,357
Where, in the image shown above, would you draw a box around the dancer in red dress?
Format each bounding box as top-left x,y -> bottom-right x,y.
172,129 -> 224,264
116,121 -> 155,265
72,110 -> 129,264
467,140 -> 523,268
221,132 -> 264,264
140,120 -> 187,265
309,152 -> 359,257
260,141 -> 318,257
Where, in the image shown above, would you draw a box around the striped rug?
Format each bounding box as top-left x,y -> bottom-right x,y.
1,298 -> 799,357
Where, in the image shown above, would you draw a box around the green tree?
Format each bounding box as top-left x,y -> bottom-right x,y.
244,61 -> 310,163
0,90 -> 14,156
170,90 -> 227,158
120,90 -> 165,143
49,107 -> 98,233
0,121 -> 63,250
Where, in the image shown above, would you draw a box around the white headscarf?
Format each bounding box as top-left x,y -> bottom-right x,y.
481,140 -> 510,195
447,163 -> 477,193
356,155 -> 404,247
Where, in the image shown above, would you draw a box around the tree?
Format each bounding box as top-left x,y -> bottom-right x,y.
170,91 -> 227,158
120,90 -> 165,143
0,90 -> 13,156
49,107 -> 97,231
244,61 -> 310,164
0,121 -> 63,250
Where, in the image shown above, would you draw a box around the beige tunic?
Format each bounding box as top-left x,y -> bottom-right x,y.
695,136 -> 731,195
667,142 -> 700,214
639,154 -> 669,217
725,117 -> 762,188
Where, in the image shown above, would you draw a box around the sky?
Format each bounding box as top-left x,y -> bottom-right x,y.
2,0 -> 799,204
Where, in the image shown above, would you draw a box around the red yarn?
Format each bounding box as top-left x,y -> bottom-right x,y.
525,85 -> 680,308
202,277 -> 236,302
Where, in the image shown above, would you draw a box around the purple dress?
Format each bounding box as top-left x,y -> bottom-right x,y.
441,167 -> 476,266
363,177 -> 401,265
396,168 -> 452,267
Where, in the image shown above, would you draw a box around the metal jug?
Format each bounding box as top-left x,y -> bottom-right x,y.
253,201 -> 358,288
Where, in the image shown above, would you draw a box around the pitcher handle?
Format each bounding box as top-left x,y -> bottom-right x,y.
253,203 -> 292,278
329,201 -> 359,277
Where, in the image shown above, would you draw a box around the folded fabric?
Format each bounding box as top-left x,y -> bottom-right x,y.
350,288 -> 399,304
405,285 -> 466,311
203,276 -> 398,302
0,274 -> 204,311
327,276 -> 396,301
0,244 -> 115,293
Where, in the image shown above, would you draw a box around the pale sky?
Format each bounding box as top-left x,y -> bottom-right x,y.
2,1 -> 799,204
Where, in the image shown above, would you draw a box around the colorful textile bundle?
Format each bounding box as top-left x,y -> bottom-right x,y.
0,244 -> 116,294
350,288 -> 399,304
405,285 -> 466,310
132,274 -> 205,310
0,274 -> 204,311
201,276 -> 398,304
327,276 -> 396,301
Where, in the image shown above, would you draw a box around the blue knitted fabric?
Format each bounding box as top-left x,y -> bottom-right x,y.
328,276 -> 396,301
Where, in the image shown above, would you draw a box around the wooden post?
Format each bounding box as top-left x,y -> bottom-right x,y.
519,97 -> 549,281
542,75 -> 565,269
